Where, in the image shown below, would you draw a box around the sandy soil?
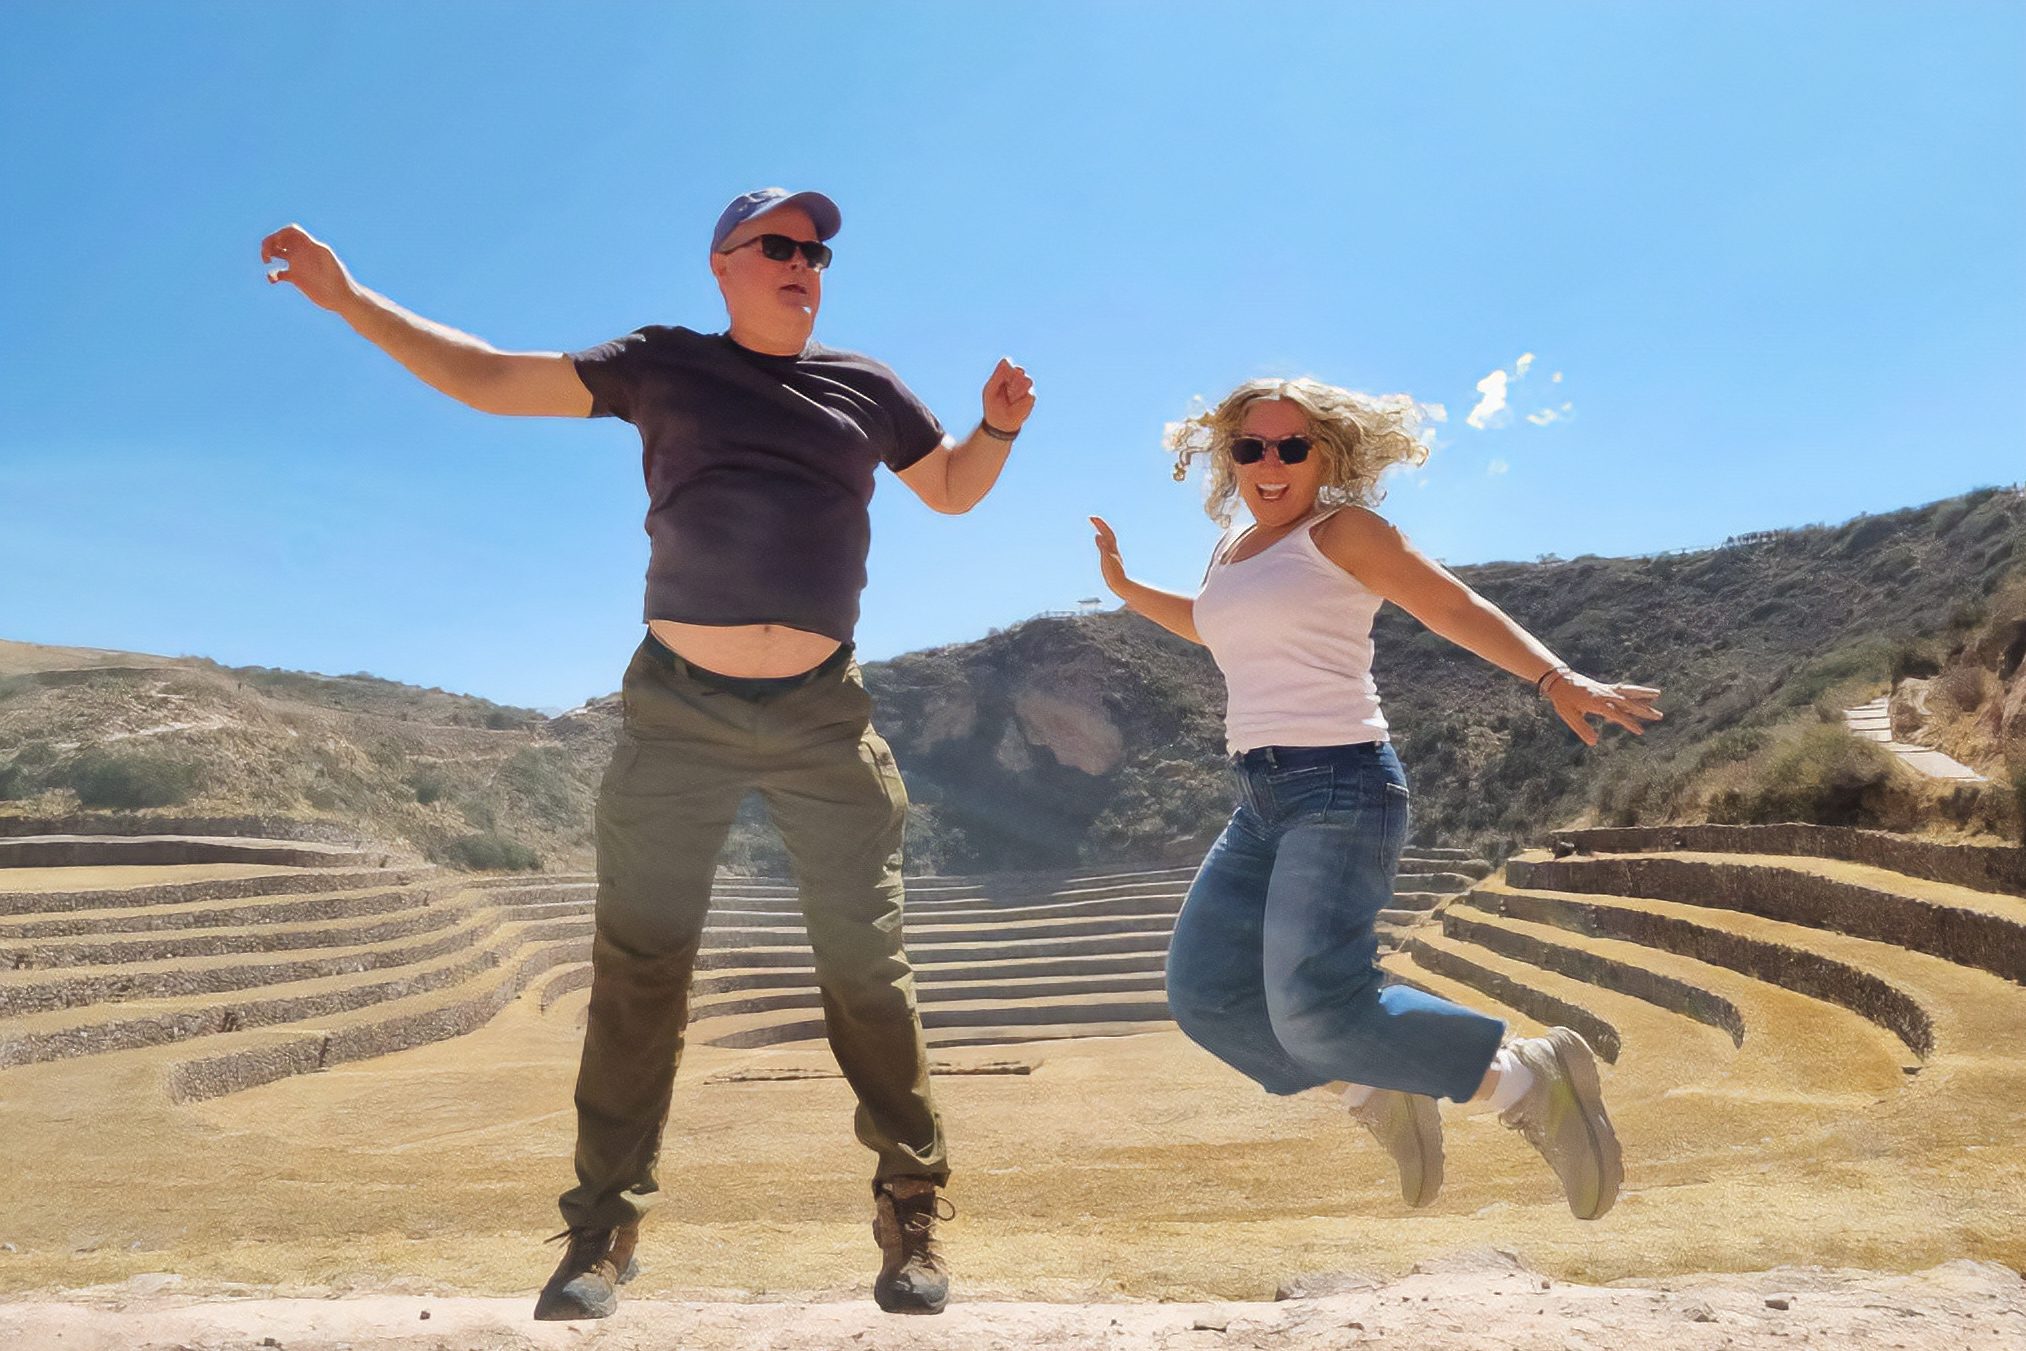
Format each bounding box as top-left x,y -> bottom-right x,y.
0,861 -> 291,893
2,1250 -> 2020,1349
2,927 -> 2023,1347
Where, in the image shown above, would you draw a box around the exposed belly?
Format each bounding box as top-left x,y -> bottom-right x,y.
647,619 -> 842,678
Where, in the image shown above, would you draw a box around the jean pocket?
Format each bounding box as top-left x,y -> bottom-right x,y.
1268,765 -> 1334,822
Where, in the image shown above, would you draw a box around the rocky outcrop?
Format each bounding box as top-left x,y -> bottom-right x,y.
1011,682 -> 1125,777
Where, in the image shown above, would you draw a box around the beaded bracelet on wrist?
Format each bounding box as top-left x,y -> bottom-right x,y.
980,420 -> 1020,442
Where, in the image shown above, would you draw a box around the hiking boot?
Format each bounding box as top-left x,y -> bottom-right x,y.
1347,1088 -> 1444,1207
533,1223 -> 640,1321
872,1176 -> 954,1314
1498,1028 -> 1623,1220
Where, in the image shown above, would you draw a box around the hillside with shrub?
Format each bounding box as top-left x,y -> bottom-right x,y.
2,485 -> 2020,872
0,647 -> 603,870
863,483 -> 2026,870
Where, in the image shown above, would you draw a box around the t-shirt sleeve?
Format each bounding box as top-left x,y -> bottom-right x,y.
569,329 -> 652,422
869,364 -> 947,472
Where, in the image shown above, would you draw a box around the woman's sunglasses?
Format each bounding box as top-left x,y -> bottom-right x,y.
721,233 -> 833,271
1229,435 -> 1313,466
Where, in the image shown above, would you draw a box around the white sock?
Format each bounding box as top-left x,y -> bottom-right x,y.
1340,1082 -> 1378,1109
1484,1049 -> 1535,1114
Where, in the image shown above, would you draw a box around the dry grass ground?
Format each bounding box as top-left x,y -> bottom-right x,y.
2,963 -> 2020,1308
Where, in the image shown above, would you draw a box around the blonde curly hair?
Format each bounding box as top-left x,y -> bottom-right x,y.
1166,377 -> 1434,526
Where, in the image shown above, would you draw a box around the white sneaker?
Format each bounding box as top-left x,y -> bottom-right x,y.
1348,1088 -> 1444,1207
1498,1028 -> 1622,1220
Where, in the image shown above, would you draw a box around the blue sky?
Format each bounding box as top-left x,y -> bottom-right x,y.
2,2 -> 2021,710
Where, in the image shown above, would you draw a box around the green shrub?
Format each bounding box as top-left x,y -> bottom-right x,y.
500,747 -> 580,827
59,751 -> 200,809
1708,725 -> 1899,827
1889,639 -> 1944,684
1930,497 -> 1973,536
1947,599 -> 1988,632
432,832 -> 542,871
409,770 -> 449,805
1778,641 -> 1894,709
1934,666 -> 1994,714
1693,726 -> 1766,771
0,759 -> 28,801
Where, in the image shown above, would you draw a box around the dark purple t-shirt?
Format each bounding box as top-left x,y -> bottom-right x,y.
572,325 -> 945,642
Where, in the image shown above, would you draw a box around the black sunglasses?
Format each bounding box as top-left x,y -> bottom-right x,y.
721,233 -> 833,271
1229,435 -> 1313,466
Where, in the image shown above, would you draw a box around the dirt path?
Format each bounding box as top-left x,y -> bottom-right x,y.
3,1250 -> 2019,1349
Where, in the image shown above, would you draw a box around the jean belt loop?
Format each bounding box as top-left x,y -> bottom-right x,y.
1262,746 -> 1278,769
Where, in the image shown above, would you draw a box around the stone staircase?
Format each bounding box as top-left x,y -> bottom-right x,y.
1843,694 -> 1988,781
1379,825 -> 2026,1109
0,830 -> 1489,1098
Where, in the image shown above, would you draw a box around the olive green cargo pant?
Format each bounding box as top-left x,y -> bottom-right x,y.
558,637 -> 948,1231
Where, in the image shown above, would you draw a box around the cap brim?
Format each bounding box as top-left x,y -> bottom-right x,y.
773,190 -> 841,241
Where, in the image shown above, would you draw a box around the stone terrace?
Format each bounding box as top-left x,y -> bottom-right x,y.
1379,823 -> 2026,1126
0,831 -> 1489,1100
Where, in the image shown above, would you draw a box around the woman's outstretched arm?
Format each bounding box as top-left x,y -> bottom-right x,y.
1090,516 -> 1202,644
1314,506 -> 1662,745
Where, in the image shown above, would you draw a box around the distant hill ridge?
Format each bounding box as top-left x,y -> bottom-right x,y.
863,484 -> 2026,868
2,484 -> 2021,872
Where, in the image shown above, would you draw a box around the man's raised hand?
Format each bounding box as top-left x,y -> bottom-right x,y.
261,224 -> 356,313
982,357 -> 1036,434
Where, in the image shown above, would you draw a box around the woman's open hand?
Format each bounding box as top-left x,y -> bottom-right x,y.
1544,671 -> 1663,746
1089,516 -> 1129,595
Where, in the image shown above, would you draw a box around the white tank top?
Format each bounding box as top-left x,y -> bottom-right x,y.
1194,507 -> 1390,755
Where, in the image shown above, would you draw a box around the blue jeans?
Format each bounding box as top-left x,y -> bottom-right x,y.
1165,742 -> 1504,1103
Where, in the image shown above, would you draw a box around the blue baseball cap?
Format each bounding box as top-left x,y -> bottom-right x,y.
710,188 -> 842,252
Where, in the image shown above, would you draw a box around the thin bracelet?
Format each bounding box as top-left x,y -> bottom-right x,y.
1535,664 -> 1572,695
980,419 -> 1020,442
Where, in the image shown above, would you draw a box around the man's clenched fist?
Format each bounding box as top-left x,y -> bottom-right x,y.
260,224 -> 356,313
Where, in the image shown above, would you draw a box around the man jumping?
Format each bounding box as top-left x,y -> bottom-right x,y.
262,186 -> 1034,1319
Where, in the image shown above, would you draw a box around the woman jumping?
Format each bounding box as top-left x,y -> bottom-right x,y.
1090,377 -> 1661,1219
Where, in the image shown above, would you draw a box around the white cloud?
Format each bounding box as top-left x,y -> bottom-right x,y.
1551,371 -> 1563,383
1466,370 -> 1510,430
1423,402 -> 1448,423
1488,458 -> 1510,476
1525,400 -> 1577,427
1465,353 -> 1548,431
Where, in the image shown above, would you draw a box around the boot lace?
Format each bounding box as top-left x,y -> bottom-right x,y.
545,1226 -> 614,1274
893,1193 -> 956,1263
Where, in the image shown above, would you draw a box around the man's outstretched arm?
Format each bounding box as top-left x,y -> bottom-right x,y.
261,223 -> 592,418
896,357 -> 1035,514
